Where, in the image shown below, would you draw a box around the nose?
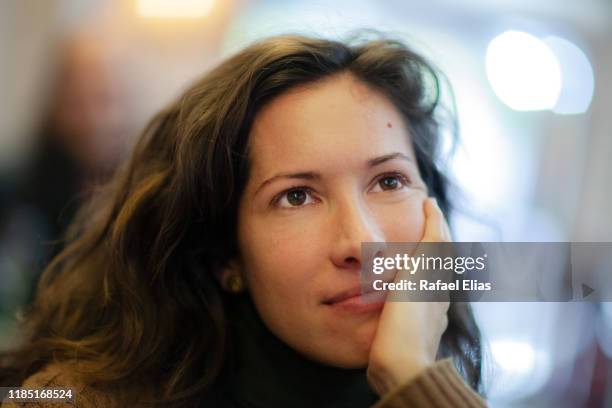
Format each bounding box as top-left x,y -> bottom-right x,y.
329,197 -> 386,270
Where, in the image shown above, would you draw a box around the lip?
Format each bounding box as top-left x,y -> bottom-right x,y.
323,286 -> 387,313
323,286 -> 364,305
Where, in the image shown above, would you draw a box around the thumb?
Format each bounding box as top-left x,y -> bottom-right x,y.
421,198 -> 451,242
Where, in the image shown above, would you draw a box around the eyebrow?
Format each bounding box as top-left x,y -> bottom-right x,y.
366,152 -> 412,167
254,152 -> 412,196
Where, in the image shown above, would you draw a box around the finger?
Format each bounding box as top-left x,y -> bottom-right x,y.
437,300 -> 450,314
434,301 -> 450,336
422,198 -> 450,242
421,198 -> 439,242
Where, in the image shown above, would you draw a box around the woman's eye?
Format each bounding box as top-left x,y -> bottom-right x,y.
275,188 -> 316,208
371,173 -> 410,193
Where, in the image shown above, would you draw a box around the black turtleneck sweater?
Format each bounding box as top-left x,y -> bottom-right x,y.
214,294 -> 379,408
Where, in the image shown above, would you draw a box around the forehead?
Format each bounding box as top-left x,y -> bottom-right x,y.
247,73 -> 414,178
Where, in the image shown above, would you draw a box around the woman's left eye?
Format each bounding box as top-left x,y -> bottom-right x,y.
371,173 -> 411,193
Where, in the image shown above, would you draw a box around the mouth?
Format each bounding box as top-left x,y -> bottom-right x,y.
323,286 -> 367,304
322,285 -> 387,313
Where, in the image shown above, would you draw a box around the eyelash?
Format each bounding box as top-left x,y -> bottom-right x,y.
270,171 -> 412,209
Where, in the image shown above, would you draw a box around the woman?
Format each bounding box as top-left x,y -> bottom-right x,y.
1,34 -> 485,407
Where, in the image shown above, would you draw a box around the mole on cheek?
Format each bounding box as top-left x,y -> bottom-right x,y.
386,122 -> 392,128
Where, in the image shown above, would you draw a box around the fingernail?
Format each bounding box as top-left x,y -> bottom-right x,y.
430,197 -> 439,207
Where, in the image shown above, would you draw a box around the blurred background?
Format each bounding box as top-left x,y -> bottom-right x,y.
1,0 -> 611,406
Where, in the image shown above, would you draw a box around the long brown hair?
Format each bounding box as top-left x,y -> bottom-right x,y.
0,33 -> 482,406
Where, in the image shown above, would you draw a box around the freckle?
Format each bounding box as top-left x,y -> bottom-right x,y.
386,122 -> 392,128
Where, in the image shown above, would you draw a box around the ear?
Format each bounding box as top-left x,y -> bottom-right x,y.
216,260 -> 247,293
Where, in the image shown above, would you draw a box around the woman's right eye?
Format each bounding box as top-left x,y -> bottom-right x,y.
274,188 -> 317,209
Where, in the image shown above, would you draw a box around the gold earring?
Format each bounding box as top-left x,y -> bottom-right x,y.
225,274 -> 245,294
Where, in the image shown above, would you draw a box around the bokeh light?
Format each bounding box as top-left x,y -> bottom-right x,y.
545,36 -> 595,115
486,30 -> 562,111
136,0 -> 215,18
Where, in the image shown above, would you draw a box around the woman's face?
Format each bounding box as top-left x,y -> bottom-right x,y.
236,73 -> 429,368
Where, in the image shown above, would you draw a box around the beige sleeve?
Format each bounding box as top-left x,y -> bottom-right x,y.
371,358 -> 487,408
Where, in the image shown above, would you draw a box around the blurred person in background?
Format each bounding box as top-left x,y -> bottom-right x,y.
0,33 -> 127,310
0,34 -> 484,407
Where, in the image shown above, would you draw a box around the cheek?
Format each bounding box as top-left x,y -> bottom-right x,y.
239,219 -> 322,299
376,193 -> 426,242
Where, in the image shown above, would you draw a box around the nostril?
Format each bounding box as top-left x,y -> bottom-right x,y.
344,256 -> 359,265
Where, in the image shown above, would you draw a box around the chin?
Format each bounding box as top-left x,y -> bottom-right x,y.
312,327 -> 378,369
330,354 -> 370,369
317,344 -> 371,369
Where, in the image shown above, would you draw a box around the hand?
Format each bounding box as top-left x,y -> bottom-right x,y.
366,198 -> 451,396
